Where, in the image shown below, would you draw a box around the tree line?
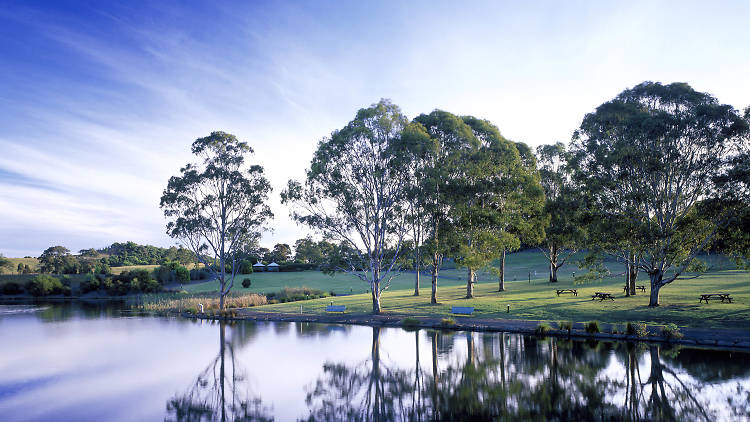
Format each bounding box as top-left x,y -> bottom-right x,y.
160,81 -> 749,311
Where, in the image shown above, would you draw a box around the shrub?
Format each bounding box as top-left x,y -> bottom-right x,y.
80,274 -> 100,294
440,317 -> 456,327
535,322 -> 552,336
153,265 -> 175,284
140,278 -> 162,293
626,322 -> 648,337
661,323 -> 683,341
238,260 -> 254,274
62,286 -> 72,296
25,275 -> 64,296
190,268 -> 210,280
60,275 -> 72,287
584,321 -> 601,334
266,287 -> 327,302
278,263 -> 316,272
557,320 -> 573,334
1,282 -> 23,295
175,266 -> 190,283
401,317 -> 421,328
242,278 -> 252,288
95,262 -> 111,275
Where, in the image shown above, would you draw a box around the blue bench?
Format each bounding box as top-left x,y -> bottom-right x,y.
451,306 -> 474,315
326,305 -> 346,313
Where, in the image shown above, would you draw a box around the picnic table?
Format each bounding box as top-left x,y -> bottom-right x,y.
591,292 -> 615,301
556,289 -> 578,297
699,293 -> 733,304
623,285 -> 647,293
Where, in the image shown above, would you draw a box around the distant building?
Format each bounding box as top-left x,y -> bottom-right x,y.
267,262 -> 280,272
253,262 -> 266,272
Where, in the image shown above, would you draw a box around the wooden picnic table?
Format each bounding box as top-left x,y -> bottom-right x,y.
623,285 -> 647,293
556,289 -> 578,297
592,292 -> 615,301
699,293 -> 733,304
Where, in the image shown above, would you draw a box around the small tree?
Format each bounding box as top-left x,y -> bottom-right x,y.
282,100 -> 411,314
38,246 -> 74,274
160,131 -> 273,310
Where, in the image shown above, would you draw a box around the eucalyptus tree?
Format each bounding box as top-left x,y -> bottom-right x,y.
571,82 -> 749,306
454,117 -> 545,298
408,110 -> 478,303
281,100 -> 411,314
160,131 -> 273,310
536,143 -> 586,283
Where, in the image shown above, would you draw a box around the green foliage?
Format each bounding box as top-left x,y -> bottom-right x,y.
661,323 -> 684,341
535,322 -> 552,336
401,317 -> 421,329
1,281 -> 23,295
190,268 -> 210,280
0,254 -> 11,272
160,131 -> 273,310
440,317 -> 456,327
101,242 -> 195,267
584,321 -> 601,334
80,274 -> 100,294
38,246 -> 74,274
626,322 -> 648,337
238,259 -> 254,274
241,278 -> 252,288
25,275 -> 64,296
557,320 -> 573,334
153,263 -> 189,284
175,265 -> 190,282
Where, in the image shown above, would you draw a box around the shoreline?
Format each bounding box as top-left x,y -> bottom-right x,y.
183,309 -> 750,352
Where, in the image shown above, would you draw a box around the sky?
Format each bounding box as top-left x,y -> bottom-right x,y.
1,0 -> 749,257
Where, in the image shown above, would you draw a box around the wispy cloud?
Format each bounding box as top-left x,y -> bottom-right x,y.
1,1 -> 749,256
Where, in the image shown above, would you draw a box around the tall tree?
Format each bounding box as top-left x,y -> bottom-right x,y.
572,82 -> 749,306
536,143 -> 586,283
282,99 -> 411,314
409,110 -> 478,304
160,131 -> 273,310
38,246 -> 75,274
268,243 -> 292,263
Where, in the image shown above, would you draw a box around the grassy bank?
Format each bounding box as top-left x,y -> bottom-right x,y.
252,269 -> 750,330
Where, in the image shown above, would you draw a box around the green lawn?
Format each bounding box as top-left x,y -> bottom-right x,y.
254,269 -> 750,330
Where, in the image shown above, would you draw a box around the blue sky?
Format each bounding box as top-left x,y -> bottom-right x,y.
1,1 -> 749,257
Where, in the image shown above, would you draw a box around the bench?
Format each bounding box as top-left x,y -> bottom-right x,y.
556,289 -> 578,297
699,293 -> 733,304
451,306 -> 474,315
591,292 -> 615,301
325,305 -> 346,313
623,285 -> 647,293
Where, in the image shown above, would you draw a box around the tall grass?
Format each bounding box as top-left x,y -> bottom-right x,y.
132,292 -> 267,314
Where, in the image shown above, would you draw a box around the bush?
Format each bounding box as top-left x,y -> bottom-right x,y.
241,278 -> 252,288
80,274 -> 100,294
190,268 -> 210,280
153,265 -> 175,284
440,317 -> 456,327
175,266 -> 190,283
278,263 -> 317,272
661,323 -> 683,341
266,287 -> 327,302
25,275 -> 64,296
626,322 -> 648,337
557,320 -> 573,334
60,275 -> 72,287
401,317 -> 421,328
95,262 -> 111,275
535,322 -> 552,336
2,282 -> 23,295
584,321 -> 601,334
238,260 -> 254,274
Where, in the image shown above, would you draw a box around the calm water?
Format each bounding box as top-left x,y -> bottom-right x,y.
0,303 -> 749,421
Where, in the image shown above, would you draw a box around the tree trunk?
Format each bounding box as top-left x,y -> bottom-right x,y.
624,262 -> 631,297
372,269 -> 382,314
466,267 -> 475,298
549,244 -> 558,283
414,248 -> 420,296
629,255 -> 638,296
648,269 -> 663,307
498,249 -> 506,292
431,252 -> 439,304
219,322 -> 226,421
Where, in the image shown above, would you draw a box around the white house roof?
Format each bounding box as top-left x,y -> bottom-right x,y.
253,262 -> 266,267
267,262 -> 280,267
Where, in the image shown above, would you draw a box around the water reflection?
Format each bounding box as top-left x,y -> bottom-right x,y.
300,329 -> 749,421
165,322 -> 273,421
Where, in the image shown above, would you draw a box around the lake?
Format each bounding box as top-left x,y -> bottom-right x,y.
0,302 -> 748,421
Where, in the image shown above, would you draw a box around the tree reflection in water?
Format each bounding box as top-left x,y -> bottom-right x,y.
165,321 -> 273,422
303,329 -> 749,422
